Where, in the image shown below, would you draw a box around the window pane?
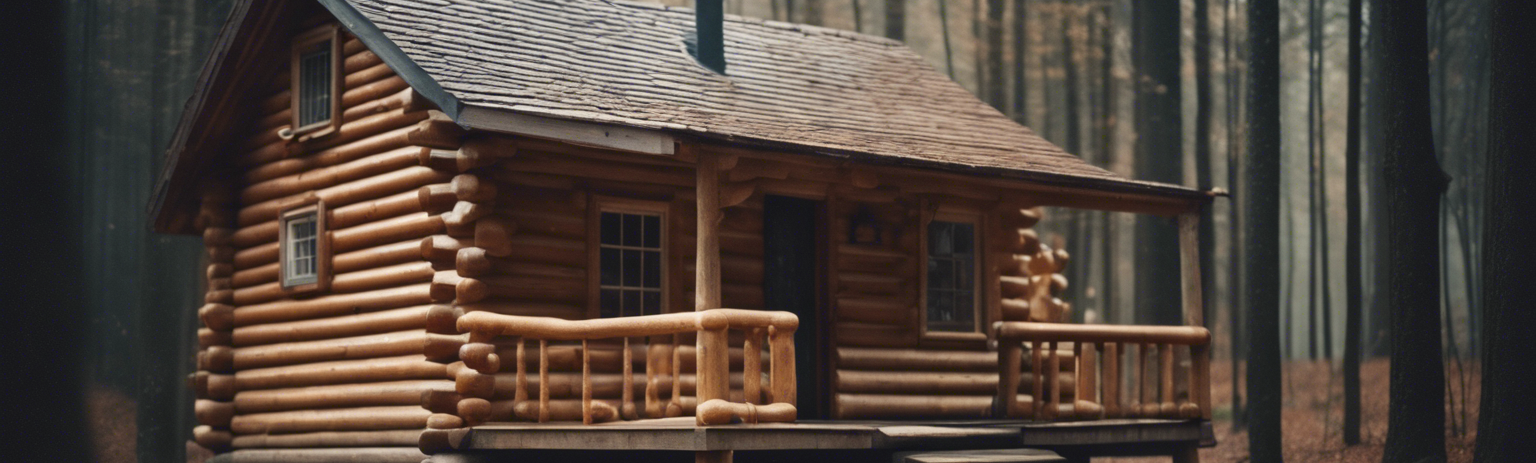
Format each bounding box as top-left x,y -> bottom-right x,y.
601,212 -> 621,245
957,257 -> 974,290
600,248 -> 620,286
298,42 -> 332,127
644,215 -> 661,248
601,289 -> 622,318
928,290 -> 952,322
952,222 -> 974,254
642,291 -> 661,316
623,249 -> 642,286
642,251 -> 661,288
954,292 -> 974,324
928,221 -> 950,254
928,257 -> 953,289
623,290 -> 641,318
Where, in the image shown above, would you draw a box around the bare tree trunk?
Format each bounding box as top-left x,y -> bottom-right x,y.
1195,0 -> 1216,336
1474,1 -> 1536,460
1133,0 -> 1183,327
1315,0 -> 1333,361
1245,0 -> 1283,460
1307,0 -> 1320,362
852,0 -> 863,32
939,0 -> 955,78
1342,0 -> 1363,447
884,0 -> 904,40
985,0 -> 1006,109
1374,0 -> 1450,461
1226,0 -> 1247,429
1011,0 -> 1029,121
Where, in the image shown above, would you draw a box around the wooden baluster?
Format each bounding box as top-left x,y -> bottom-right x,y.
1031,340 -> 1043,420
1074,342 -> 1093,419
1104,342 -> 1120,418
670,333 -> 683,417
645,339 -> 659,418
515,337 -> 527,413
582,339 -> 593,424
539,339 -> 550,423
1047,341 -> 1061,420
1135,343 -> 1150,417
1192,344 -> 1211,419
1159,343 -> 1175,417
743,328 -> 762,405
998,341 -> 1023,418
769,325 -> 796,407
622,337 -> 635,420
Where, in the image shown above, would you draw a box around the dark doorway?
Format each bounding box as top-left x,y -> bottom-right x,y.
761,195 -> 827,419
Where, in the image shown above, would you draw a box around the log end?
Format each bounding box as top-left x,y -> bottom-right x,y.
422,390 -> 465,414
425,305 -> 463,334
458,398 -> 492,425
456,247 -> 491,277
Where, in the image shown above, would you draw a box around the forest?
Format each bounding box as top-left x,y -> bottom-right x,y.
11,0 -> 1532,462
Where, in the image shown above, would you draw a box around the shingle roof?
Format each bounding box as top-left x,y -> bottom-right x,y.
340,0 -> 1202,198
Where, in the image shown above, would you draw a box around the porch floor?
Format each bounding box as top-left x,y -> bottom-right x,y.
457,417 -> 1213,452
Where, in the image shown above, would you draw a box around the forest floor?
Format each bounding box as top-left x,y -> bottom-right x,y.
1105,358 -> 1481,463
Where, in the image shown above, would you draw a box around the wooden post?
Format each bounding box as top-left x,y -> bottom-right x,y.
582,339 -> 592,425
1031,341 -> 1044,419
769,325 -> 796,407
622,337 -> 635,419
1178,213 -> 1213,420
998,342 -> 1023,418
1104,343 -> 1120,418
744,328 -> 762,405
1047,341 -> 1061,420
1160,343 -> 1175,417
515,337 -> 527,406
694,149 -> 730,410
670,333 -> 683,417
1075,342 -> 1091,418
539,339 -> 549,423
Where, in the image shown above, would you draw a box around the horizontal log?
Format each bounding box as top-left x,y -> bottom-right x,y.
230,329 -> 463,370
200,328 -> 233,348
331,212 -> 446,255
233,261 -> 434,306
229,430 -> 420,449
835,296 -> 914,325
458,301 -> 588,320
456,274 -> 586,305
834,370 -> 1074,397
834,347 -> 1072,372
837,272 -> 909,296
486,372 -> 748,401
503,234 -> 587,267
233,284 -> 438,327
495,209 -> 582,241
231,237 -> 430,289
230,405 -> 430,435
833,393 -> 1003,419
242,117 -> 453,185
239,107 -> 430,168
833,322 -> 917,348
238,166 -> 452,227
995,322 -> 1211,345
507,399 -> 621,423
233,305 -> 431,347
196,399 -> 234,427
456,248 -> 585,280
233,355 -> 447,391
240,146 -> 421,205
498,154 -> 694,188
233,379 -> 452,414
222,448 -> 427,463
193,425 -> 231,451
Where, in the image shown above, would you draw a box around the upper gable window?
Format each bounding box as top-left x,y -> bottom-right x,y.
280,202 -> 330,292
290,25 -> 343,138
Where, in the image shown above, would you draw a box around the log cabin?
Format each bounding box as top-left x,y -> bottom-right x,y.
151,0 -> 1218,462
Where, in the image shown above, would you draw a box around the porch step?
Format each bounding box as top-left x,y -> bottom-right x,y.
894,449 -> 1066,463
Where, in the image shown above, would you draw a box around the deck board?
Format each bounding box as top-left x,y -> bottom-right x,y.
458,418 -> 1209,452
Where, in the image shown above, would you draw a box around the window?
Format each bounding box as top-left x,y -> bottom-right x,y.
279,203 -> 330,292
925,219 -> 979,332
290,25 -> 342,138
597,211 -> 664,318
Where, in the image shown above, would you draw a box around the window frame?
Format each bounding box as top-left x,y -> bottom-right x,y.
278,200 -> 331,293
289,24 -> 344,140
587,196 -> 670,319
918,205 -> 987,343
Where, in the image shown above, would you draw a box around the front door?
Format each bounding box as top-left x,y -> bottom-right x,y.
761,195 -> 828,419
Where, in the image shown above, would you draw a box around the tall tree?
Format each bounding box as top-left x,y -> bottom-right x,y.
1306,0 -> 1320,361
1373,0 -> 1450,461
1133,0 -> 1183,326
1342,0 -> 1363,447
884,0 -> 904,40
939,0 -> 955,77
1225,0 -> 1246,428
984,0 -> 1006,109
1475,0 -> 1536,460
1195,0 -> 1217,338
1245,0 -> 1282,461
1011,0 -> 1029,121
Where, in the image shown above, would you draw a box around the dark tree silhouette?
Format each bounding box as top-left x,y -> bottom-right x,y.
1195,0 -> 1216,335
1342,0 -> 1363,447
1011,0 -> 1029,122
984,0 -> 1005,109
1133,0 -> 1183,327
884,0 -> 904,40
1245,0 -> 1283,461
1474,0 -> 1536,460
1373,0 -> 1450,461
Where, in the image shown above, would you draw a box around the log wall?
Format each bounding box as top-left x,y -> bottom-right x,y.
189,24 -> 468,455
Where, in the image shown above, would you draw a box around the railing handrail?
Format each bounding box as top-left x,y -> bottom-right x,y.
993,321 -> 1211,345
458,309 -> 798,341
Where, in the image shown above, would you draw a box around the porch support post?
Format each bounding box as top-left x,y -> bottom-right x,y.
1177,212 -> 1212,420
694,148 -> 730,405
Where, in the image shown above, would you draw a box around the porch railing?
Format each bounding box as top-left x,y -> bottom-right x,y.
994,321 -> 1211,421
454,309 -> 798,425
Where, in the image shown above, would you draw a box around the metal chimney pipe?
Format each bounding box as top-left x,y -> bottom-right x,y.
693,0 -> 726,74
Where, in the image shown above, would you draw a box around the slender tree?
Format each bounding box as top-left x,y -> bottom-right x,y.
1342,0 -> 1363,447
985,0 -> 1006,109
1011,0 -> 1029,121
1475,0 -> 1536,460
1316,0 -> 1333,361
884,0 -> 904,40
1225,0 -> 1246,429
939,0 -> 956,78
1195,0 -> 1216,336
1133,0 -> 1183,326
1306,0 -> 1320,361
1373,0 -> 1450,461
1245,0 -> 1282,460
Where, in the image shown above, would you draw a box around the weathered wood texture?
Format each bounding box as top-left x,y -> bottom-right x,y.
190,22 -> 467,455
